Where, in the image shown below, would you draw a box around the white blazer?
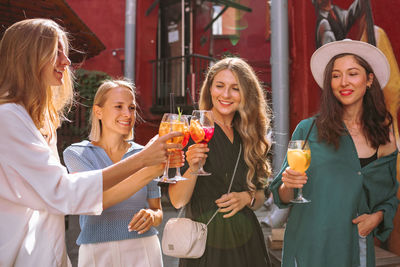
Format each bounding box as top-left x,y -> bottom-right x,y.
0,103 -> 103,267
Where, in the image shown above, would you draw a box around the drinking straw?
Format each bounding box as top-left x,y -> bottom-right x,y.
186,87 -> 198,110
302,119 -> 316,149
170,92 -> 175,113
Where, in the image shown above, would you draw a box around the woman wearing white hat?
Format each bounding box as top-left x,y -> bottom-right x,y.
270,39 -> 398,267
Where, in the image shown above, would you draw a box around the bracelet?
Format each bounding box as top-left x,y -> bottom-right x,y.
247,191 -> 256,207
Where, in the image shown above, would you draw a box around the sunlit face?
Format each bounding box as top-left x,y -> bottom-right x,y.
210,69 -> 241,121
42,37 -> 71,87
95,86 -> 136,137
330,55 -> 373,109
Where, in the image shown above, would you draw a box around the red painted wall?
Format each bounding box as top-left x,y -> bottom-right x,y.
193,2 -> 211,58
65,0 -> 160,145
211,1 -> 271,85
64,0 -> 400,144
133,1 -> 160,145
370,0 -> 400,57
66,0 -> 125,77
288,0 -> 321,132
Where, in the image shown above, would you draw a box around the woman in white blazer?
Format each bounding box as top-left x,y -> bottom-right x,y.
0,18 -> 183,267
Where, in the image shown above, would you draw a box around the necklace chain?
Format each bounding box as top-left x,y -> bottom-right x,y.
214,119 -> 233,128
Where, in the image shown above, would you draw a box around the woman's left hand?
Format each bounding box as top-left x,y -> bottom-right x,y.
352,211 -> 384,237
128,209 -> 155,234
215,192 -> 250,218
148,150 -> 185,177
168,149 -> 185,168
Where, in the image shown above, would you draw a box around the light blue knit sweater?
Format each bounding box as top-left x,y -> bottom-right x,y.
63,140 -> 161,244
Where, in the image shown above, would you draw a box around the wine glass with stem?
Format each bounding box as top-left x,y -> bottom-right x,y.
173,114 -> 190,181
189,110 -> 214,176
154,113 -> 184,184
287,140 -> 311,203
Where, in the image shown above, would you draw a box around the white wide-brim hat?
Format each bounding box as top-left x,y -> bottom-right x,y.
310,39 -> 390,89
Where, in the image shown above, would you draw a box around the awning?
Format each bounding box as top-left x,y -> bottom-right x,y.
0,0 -> 106,63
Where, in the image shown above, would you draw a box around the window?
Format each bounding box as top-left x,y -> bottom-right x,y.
212,5 -> 237,36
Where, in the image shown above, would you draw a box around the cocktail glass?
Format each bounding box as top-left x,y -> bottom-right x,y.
155,113 -> 184,184
287,140 -> 311,203
189,110 -> 214,176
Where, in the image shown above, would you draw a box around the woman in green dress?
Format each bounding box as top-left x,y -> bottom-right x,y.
270,39 -> 398,267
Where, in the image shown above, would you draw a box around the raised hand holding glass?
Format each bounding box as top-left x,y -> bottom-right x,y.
173,114 -> 190,181
155,113 -> 184,184
287,140 -> 311,203
189,110 -> 214,176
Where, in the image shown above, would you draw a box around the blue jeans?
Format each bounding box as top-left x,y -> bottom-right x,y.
292,237 -> 366,267
359,236 -> 367,267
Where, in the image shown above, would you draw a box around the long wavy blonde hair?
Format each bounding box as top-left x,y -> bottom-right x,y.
89,79 -> 136,142
199,57 -> 271,191
0,19 -> 73,136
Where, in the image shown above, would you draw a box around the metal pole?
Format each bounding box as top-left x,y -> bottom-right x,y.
125,0 -> 137,81
181,0 -> 185,96
271,0 -> 289,175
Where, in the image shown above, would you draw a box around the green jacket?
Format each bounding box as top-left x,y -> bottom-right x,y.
270,117 -> 399,267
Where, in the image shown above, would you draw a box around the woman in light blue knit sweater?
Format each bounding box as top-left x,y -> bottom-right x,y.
64,79 -> 168,267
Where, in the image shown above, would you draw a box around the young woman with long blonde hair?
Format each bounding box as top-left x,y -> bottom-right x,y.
0,18 -> 182,266
169,57 -> 272,266
64,79 -> 165,267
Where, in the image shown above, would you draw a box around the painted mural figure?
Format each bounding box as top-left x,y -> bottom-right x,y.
312,0 -> 366,48
271,39 -> 398,267
169,57 -> 272,266
0,18 -> 183,266
63,80 -> 166,267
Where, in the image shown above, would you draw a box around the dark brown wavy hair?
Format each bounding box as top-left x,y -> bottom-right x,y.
316,53 -> 392,149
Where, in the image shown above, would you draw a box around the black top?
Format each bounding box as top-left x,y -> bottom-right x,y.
179,124 -> 271,267
359,150 -> 378,168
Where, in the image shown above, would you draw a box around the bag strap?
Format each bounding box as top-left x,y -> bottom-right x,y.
178,143 -> 242,226
205,143 -> 242,226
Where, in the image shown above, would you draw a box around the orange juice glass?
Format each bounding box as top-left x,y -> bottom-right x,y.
287,140 -> 311,203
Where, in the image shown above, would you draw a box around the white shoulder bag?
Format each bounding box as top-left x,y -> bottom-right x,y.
161,144 -> 242,258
